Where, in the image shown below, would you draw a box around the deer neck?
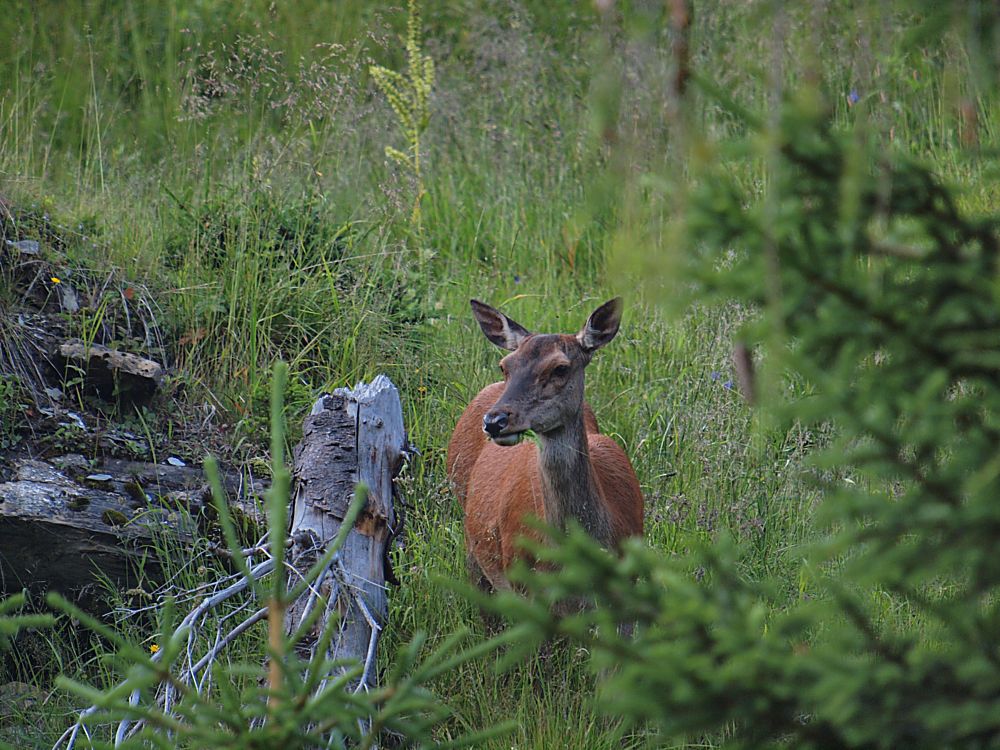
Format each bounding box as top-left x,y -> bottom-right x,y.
536,415 -> 614,546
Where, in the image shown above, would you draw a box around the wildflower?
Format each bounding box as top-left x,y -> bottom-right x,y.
50,276 -> 61,284
513,274 -> 521,284
723,380 -> 734,390
847,89 -> 860,106
149,644 -> 160,654
709,371 -> 720,381
418,386 -> 427,395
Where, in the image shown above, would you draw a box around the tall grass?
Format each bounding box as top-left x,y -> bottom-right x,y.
1,1 -> 996,747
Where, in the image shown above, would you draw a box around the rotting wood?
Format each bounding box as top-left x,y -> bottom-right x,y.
0,454 -> 266,609
57,340 -> 163,405
286,375 -> 408,691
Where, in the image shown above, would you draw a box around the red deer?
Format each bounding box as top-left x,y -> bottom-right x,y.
446,298 -> 643,592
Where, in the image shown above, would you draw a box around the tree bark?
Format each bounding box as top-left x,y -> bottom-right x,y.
285,376 -> 407,690
0,454 -> 265,609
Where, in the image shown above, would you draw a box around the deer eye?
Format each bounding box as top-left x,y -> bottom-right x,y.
552,364 -> 570,379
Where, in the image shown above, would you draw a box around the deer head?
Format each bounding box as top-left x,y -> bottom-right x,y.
470,298 -> 623,446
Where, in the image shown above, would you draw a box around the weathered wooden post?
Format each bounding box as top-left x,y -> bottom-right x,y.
286,375 -> 407,688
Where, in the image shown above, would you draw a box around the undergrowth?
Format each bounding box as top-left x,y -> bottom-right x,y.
0,1 -> 996,747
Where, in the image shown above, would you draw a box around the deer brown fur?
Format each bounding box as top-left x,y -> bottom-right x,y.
446,298 -> 643,591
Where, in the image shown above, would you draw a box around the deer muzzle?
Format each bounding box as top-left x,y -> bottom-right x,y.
483,410 -> 522,446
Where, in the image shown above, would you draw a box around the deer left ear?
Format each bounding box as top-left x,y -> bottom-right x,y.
577,297 -> 623,353
470,299 -> 533,351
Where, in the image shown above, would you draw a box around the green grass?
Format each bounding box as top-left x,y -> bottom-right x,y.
1,1 -> 997,747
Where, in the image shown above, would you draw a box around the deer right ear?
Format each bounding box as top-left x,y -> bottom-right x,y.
470,299 -> 532,351
577,297 -> 623,353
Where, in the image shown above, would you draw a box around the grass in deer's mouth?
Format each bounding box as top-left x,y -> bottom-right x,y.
490,429 -> 544,447
521,428 -> 542,447
490,431 -> 525,447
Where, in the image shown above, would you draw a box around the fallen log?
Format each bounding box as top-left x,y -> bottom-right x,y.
0,454 -> 266,608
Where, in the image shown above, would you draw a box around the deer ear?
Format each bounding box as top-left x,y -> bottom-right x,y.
470,299 -> 532,351
577,297 -> 623,353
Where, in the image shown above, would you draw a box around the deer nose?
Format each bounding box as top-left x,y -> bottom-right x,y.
483,411 -> 509,438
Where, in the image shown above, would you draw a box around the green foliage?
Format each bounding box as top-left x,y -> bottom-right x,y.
0,376 -> 28,449
162,188 -> 352,273
0,593 -> 52,652
2,0 -> 1000,747
370,0 -> 435,229
491,62 -> 1000,750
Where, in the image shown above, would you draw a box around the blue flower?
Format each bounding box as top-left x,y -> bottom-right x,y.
710,371 -> 721,381
847,89 -> 860,106
513,274 -> 521,284
723,380 -> 734,390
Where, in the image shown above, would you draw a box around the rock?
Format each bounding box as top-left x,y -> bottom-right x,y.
4,239 -> 40,255
64,412 -> 86,430
58,283 -> 80,313
57,340 -> 163,405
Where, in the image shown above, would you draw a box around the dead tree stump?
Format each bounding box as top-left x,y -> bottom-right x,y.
286,375 -> 407,688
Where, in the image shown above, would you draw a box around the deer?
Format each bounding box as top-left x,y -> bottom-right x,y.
446,297 -> 644,594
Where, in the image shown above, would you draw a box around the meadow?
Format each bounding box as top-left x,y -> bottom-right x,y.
1,1 -> 997,747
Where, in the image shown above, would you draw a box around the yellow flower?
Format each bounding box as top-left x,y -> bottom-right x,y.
50,276 -> 61,284
149,644 -> 160,654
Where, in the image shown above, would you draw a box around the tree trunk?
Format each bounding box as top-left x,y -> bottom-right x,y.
286,375 -> 407,690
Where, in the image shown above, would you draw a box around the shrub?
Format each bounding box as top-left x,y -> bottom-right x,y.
490,64 -> 1000,750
